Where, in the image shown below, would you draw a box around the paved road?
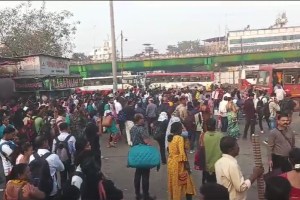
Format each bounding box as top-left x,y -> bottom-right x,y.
101,113 -> 300,200
0,113 -> 298,200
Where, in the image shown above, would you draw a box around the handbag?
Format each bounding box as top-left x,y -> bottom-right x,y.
178,171 -> 188,185
102,115 -> 113,127
127,144 -> 161,168
194,133 -> 206,171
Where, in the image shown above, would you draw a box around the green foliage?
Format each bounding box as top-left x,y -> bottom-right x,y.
71,52 -> 90,61
0,1 -> 80,57
166,40 -> 205,55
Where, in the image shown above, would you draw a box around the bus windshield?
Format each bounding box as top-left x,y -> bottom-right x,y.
257,71 -> 270,86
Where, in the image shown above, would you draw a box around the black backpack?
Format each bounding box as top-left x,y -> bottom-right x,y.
152,121 -> 163,140
54,135 -> 72,165
29,152 -> 53,196
256,97 -> 264,115
263,102 -> 271,117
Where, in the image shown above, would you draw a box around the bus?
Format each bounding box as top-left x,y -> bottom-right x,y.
77,75 -> 140,93
251,63 -> 300,110
145,72 -> 214,90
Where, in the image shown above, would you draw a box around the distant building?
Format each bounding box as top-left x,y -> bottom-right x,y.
91,40 -> 119,61
203,36 -> 227,54
228,26 -> 300,53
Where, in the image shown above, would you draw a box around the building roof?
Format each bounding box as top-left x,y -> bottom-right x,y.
228,25 -> 300,34
14,53 -> 70,61
13,74 -> 81,79
203,36 -> 226,42
0,57 -> 23,66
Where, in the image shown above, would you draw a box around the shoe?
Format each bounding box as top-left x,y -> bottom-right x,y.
143,195 -> 156,200
263,140 -> 268,145
136,194 -> 143,200
260,130 -> 264,134
189,150 -> 195,154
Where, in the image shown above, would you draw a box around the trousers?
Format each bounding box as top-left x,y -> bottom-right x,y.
134,168 -> 150,196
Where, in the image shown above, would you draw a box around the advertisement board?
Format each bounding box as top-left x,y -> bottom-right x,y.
40,56 -> 70,75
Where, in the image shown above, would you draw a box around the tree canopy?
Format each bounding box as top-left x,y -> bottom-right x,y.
0,1 -> 80,57
166,40 -> 205,55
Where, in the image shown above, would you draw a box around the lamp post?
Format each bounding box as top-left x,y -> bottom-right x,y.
109,1 -> 118,93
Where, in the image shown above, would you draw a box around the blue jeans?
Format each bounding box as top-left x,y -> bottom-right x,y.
269,117 -> 276,130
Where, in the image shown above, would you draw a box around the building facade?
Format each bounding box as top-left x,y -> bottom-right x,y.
228,26 -> 300,53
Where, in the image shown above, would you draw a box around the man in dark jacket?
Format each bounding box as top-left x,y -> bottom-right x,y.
243,93 -> 256,139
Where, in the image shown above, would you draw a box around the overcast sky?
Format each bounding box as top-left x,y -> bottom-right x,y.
1,1 -> 300,57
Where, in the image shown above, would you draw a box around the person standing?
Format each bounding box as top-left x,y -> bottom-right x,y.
256,90 -> 269,134
268,114 -> 295,173
269,96 -> 281,130
202,118 -> 223,183
218,96 -> 228,133
123,99 -> 136,146
215,136 -> 264,200
130,114 -> 155,200
167,122 -> 195,200
146,98 -> 157,136
243,93 -> 256,139
226,97 -> 240,139
175,96 -> 188,122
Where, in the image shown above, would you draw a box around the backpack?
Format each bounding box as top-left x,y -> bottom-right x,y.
256,97 -> 264,115
29,152 -> 53,196
183,112 -> 196,132
152,121 -> 163,140
54,135 -> 72,165
117,110 -> 127,123
263,102 -> 271,117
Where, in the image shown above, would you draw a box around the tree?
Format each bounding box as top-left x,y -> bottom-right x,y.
71,52 -> 90,61
166,40 -> 205,55
0,1 -> 80,57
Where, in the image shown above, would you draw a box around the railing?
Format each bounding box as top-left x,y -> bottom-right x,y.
70,46 -> 300,65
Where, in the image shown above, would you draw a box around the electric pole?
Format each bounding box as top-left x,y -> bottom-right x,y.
109,1 -> 118,93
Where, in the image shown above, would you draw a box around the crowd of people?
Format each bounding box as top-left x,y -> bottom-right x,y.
0,82 -> 298,200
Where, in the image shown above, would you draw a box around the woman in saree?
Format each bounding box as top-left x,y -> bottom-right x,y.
226,97 -> 240,139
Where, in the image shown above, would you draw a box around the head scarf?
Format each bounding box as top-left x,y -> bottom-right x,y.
158,112 -> 168,122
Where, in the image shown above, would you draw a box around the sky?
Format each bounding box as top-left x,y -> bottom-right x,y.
1,1 -> 300,57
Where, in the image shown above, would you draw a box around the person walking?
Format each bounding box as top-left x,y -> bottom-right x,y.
226,97 -> 240,139
268,114 -> 295,173
243,93 -> 256,139
167,122 -> 195,200
215,136 -> 264,200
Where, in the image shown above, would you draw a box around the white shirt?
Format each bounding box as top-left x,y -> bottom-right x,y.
275,88 -> 286,101
114,101 -> 122,114
29,149 -> 65,196
71,165 -> 83,200
215,154 -> 251,200
218,100 -> 228,117
0,139 -> 14,176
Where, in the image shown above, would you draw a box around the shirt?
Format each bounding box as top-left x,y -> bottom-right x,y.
204,131 -> 223,173
114,101 -> 122,114
275,88 -> 286,101
130,125 -> 149,146
146,103 -> 157,118
215,154 -> 251,200
218,100 -> 228,117
29,149 -> 65,196
268,127 -> 295,160
0,139 -> 14,176
269,101 -> 280,118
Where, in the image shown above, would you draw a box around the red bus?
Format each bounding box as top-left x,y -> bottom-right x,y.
253,63 -> 300,110
145,72 -> 214,91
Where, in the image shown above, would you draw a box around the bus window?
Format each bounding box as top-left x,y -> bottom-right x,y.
284,75 -> 293,84
257,71 -> 270,85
